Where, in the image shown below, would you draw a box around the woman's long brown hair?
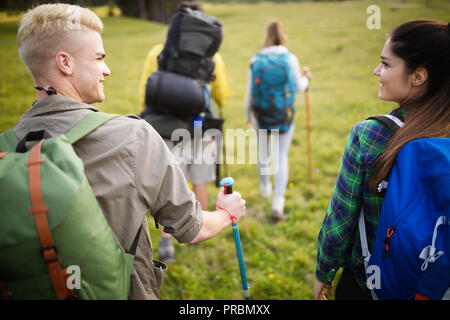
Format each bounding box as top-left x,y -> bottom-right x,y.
264,20 -> 287,47
369,20 -> 450,192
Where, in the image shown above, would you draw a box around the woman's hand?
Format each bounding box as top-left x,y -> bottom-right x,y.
302,66 -> 312,81
313,278 -> 333,300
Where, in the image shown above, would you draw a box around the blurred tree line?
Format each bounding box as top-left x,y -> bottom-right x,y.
0,0 -> 182,23
0,0 -> 348,24
0,0 -> 111,12
203,0 -> 341,2
115,0 -> 181,23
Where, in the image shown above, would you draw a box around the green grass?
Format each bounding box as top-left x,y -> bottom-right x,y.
0,1 -> 449,300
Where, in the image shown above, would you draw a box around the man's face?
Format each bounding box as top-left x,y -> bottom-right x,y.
70,29 -> 111,104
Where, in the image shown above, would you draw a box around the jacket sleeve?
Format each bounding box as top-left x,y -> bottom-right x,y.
210,53 -> 231,108
315,124 -> 364,284
289,54 -> 309,92
135,120 -> 203,243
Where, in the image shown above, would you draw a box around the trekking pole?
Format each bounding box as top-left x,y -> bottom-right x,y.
215,105 -> 228,187
304,88 -> 312,183
219,177 -> 250,300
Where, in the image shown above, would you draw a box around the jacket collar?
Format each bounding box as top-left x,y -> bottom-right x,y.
22,95 -> 100,118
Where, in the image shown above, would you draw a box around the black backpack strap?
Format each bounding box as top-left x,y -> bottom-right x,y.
128,226 -> 143,256
367,110 -> 405,194
367,115 -> 401,133
367,111 -> 404,134
16,130 -> 52,153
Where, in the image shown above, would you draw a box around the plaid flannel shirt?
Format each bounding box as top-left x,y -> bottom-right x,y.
316,109 -> 404,288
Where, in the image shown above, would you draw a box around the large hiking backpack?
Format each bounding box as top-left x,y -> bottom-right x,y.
146,7 -> 222,117
157,7 -> 222,83
250,52 -> 297,133
0,112 -> 137,300
359,115 -> 450,300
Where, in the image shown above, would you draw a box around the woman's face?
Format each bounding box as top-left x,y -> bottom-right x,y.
373,39 -> 415,104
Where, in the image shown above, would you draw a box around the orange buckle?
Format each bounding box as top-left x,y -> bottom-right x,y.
41,245 -> 60,264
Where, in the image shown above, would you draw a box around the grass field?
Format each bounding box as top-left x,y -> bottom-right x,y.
0,1 -> 449,300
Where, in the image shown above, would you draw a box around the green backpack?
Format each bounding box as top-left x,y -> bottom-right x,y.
0,112 -> 135,300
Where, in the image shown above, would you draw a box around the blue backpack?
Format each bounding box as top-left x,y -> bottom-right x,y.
360,128 -> 450,299
250,52 -> 297,132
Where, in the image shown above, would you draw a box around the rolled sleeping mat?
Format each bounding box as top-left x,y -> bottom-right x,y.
145,71 -> 207,116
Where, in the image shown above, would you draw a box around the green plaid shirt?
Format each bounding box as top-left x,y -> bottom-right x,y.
316,110 -> 403,288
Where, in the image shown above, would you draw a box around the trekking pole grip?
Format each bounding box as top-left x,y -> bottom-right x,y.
220,176 -> 234,195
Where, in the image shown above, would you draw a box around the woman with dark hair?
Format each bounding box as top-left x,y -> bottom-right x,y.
314,20 -> 449,300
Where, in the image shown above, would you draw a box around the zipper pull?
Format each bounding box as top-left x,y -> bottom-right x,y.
382,227 -> 395,257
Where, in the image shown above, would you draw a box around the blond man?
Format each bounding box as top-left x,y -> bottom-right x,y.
14,3 -> 245,299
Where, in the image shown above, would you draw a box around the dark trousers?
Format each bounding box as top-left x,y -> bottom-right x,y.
335,268 -> 373,300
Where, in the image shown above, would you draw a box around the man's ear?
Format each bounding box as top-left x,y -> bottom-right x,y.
55,51 -> 73,76
411,67 -> 428,87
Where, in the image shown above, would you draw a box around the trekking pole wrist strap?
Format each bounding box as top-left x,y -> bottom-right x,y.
216,203 -> 238,224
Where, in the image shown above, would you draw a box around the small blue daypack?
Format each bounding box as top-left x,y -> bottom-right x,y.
250,52 -> 297,132
360,131 -> 450,299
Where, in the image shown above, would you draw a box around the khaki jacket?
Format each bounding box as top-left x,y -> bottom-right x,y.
13,95 -> 203,299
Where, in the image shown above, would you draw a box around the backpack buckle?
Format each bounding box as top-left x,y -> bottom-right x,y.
377,180 -> 388,193
40,245 -> 60,264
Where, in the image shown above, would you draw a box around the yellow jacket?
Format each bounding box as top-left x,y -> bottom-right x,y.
138,44 -> 231,111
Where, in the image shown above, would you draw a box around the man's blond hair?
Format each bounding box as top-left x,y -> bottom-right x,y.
17,3 -> 103,80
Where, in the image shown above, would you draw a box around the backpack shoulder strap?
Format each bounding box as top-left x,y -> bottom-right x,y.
65,112 -> 119,145
358,208 -> 380,300
367,107 -> 405,133
358,208 -> 371,268
367,114 -> 404,133
254,52 -> 266,60
358,110 -> 405,300
0,112 -> 118,152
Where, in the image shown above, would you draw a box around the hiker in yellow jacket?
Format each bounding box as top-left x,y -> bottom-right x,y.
138,43 -> 231,263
